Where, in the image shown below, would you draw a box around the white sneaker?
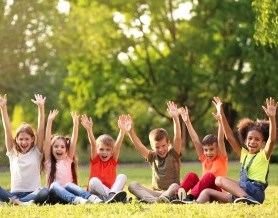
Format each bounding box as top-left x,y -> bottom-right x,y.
178,188 -> 187,200
88,195 -> 103,204
73,197 -> 89,205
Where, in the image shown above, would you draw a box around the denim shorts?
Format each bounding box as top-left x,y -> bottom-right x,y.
240,180 -> 267,203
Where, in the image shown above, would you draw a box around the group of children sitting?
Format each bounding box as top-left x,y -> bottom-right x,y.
0,94 -> 276,206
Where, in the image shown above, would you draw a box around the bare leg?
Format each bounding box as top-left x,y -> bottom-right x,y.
216,177 -> 247,197
197,188 -> 232,203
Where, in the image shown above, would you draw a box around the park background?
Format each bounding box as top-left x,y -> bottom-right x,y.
0,1 -> 278,217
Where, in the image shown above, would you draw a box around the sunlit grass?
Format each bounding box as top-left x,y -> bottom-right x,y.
0,162 -> 277,217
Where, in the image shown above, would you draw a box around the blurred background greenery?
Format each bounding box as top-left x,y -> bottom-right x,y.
0,0 -> 278,165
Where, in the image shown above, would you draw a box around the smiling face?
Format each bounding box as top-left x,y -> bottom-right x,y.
245,130 -> 265,154
151,138 -> 169,158
97,143 -> 113,162
203,143 -> 218,161
15,132 -> 35,154
51,138 -> 68,160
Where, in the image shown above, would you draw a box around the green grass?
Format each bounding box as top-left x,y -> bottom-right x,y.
0,162 -> 278,218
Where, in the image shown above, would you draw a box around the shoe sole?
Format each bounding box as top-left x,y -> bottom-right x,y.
178,188 -> 186,201
106,191 -> 127,203
234,197 -> 260,205
171,200 -> 186,204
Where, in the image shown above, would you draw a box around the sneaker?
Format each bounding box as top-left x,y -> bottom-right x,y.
156,196 -> 170,203
88,195 -> 103,204
105,191 -> 127,203
234,196 -> 260,205
122,196 -> 133,204
20,200 -> 35,206
73,196 -> 89,205
178,188 -> 187,201
171,199 -> 185,204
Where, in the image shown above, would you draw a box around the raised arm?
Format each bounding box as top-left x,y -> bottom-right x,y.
179,106 -> 203,157
213,97 -> 241,157
31,94 -> 46,152
126,114 -> 150,159
44,109 -> 59,161
212,112 -> 227,157
167,101 -> 182,154
81,114 -> 97,159
262,97 -> 277,159
68,112 -> 79,159
113,114 -> 126,161
0,94 -> 14,151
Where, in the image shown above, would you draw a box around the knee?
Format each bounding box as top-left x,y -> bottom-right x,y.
187,172 -> 199,181
49,182 -> 60,191
215,176 -> 224,187
88,177 -> 102,191
117,174 -> 127,182
128,181 -> 139,192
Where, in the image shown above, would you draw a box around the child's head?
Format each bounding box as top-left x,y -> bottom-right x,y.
149,128 -> 169,158
51,135 -> 71,160
201,134 -> 218,160
237,118 -> 269,154
96,134 -> 115,162
14,123 -> 35,154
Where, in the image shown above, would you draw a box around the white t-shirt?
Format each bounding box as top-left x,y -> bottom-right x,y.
7,146 -> 42,192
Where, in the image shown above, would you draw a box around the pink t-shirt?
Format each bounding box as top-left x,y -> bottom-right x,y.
44,156 -> 73,187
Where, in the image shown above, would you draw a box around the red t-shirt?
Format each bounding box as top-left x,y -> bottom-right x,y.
88,155 -> 117,188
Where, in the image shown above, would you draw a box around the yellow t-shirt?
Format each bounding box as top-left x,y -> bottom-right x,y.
240,148 -> 269,184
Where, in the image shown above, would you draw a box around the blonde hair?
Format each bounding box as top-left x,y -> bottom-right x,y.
149,128 -> 169,143
96,134 -> 115,148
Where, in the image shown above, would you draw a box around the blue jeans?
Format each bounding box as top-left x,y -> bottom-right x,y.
0,186 -> 13,202
48,182 -> 91,204
11,187 -> 49,204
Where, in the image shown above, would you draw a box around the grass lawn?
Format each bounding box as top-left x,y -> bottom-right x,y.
0,162 -> 277,218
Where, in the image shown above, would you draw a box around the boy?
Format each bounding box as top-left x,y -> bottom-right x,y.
81,114 -> 128,203
126,101 -> 182,203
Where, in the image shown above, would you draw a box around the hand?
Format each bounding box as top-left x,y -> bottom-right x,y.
179,106 -> 189,123
71,112 -> 79,125
48,109 -> 59,121
212,96 -> 223,114
31,94 -> 46,108
262,97 -> 277,118
118,114 -> 126,131
81,114 -> 93,130
167,101 -> 179,118
124,114 -> 132,132
212,112 -> 221,121
0,94 -> 7,108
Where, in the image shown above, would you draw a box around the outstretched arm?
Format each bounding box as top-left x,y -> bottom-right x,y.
113,115 -> 126,161
212,112 -> 227,157
179,106 -> 203,157
68,112 -> 79,159
213,97 -> 241,157
31,94 -> 46,152
262,97 -> 277,159
81,114 -> 97,160
44,109 -> 59,161
167,101 -> 182,155
126,114 -> 150,159
0,94 -> 14,152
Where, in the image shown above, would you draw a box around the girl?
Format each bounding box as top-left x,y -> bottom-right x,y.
0,94 -> 49,204
196,97 -> 277,205
44,109 -> 102,204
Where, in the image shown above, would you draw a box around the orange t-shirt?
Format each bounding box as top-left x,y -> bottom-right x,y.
199,154 -> 228,177
88,155 -> 117,188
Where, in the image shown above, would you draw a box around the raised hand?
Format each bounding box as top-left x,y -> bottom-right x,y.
31,94 -> 46,108
124,114 -> 132,132
212,112 -> 221,121
80,114 -> 93,130
118,115 -> 126,131
262,97 -> 278,118
71,111 -> 79,125
212,96 -> 223,114
48,109 -> 59,121
167,101 -> 179,118
0,94 -> 7,108
179,106 -> 189,123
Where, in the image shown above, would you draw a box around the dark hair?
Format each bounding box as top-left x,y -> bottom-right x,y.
47,135 -> 78,187
237,118 -> 269,143
201,134 -> 217,145
149,128 -> 169,143
14,122 -> 35,152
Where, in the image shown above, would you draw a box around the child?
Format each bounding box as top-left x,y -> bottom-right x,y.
171,106 -> 227,203
44,109 -> 102,204
0,94 -> 49,204
196,97 -> 277,205
126,101 -> 182,203
81,114 -> 127,203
